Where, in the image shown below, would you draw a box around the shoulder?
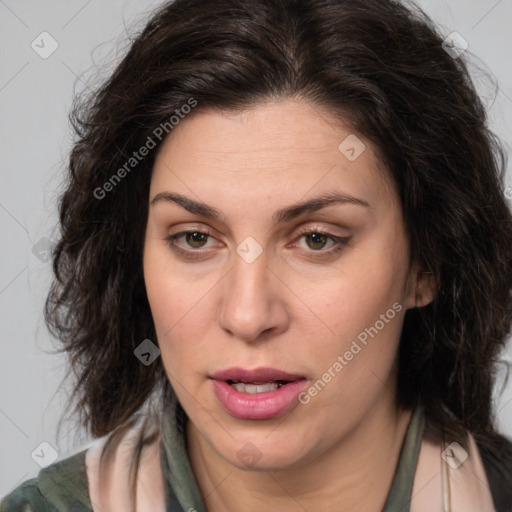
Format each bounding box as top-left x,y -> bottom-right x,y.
411,429 -> 502,512
0,449 -> 92,512
473,430 -> 512,512
0,479 -> 46,512
85,420 -> 165,512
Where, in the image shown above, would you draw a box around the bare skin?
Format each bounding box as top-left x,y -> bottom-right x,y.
142,98 -> 436,511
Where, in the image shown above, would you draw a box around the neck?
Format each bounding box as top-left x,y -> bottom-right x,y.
186,393 -> 413,512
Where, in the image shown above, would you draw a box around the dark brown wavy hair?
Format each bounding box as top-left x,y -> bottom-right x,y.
46,0 -> 512,505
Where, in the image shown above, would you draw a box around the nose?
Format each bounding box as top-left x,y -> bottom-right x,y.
218,250 -> 289,343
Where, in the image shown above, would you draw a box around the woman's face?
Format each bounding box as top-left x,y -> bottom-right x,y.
143,99 -> 428,471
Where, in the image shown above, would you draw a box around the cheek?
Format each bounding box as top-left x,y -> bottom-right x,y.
143,243 -> 200,364
305,247 -> 408,340
303,290 -> 404,420
144,237 -> 203,325
295,235 -> 409,394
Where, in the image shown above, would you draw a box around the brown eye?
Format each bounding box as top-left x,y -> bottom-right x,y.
185,231 -> 209,248
305,232 -> 329,250
166,229 -> 221,261
293,230 -> 350,257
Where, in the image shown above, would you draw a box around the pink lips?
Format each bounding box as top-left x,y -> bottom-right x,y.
210,367 -> 307,420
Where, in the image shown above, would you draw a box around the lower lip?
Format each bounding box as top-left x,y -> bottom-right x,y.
211,379 -> 307,420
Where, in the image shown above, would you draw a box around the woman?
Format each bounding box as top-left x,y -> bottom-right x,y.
1,0 -> 511,510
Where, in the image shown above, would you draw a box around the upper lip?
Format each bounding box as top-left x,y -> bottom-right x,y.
210,367 -> 306,383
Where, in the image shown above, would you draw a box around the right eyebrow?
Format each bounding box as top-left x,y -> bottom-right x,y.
151,192 -> 223,220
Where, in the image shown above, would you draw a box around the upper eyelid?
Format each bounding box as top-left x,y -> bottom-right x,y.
170,226 -> 342,238
168,220 -> 348,235
169,228 -> 347,250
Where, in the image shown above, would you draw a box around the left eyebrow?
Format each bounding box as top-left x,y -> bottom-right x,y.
273,192 -> 371,223
150,191 -> 370,224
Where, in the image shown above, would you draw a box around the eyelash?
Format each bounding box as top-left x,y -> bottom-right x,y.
166,228 -> 350,260
293,227 -> 350,257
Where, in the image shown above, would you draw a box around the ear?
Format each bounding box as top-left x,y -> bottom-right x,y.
405,262 -> 438,310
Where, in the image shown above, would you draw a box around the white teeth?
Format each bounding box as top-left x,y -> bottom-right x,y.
231,381 -> 281,393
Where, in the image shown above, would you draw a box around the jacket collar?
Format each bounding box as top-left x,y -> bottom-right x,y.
161,388 -> 207,512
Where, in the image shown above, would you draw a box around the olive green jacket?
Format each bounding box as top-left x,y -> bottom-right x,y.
1,396 -> 511,511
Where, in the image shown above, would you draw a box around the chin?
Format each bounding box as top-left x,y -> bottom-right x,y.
211,432 -> 313,472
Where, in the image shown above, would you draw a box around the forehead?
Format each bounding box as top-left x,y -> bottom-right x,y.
150,99 -> 395,212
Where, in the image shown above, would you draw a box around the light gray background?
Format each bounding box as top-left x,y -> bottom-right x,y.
1,0 -> 511,498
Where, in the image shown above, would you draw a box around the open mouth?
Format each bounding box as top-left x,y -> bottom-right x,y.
226,380 -> 292,393
211,369 -> 307,419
